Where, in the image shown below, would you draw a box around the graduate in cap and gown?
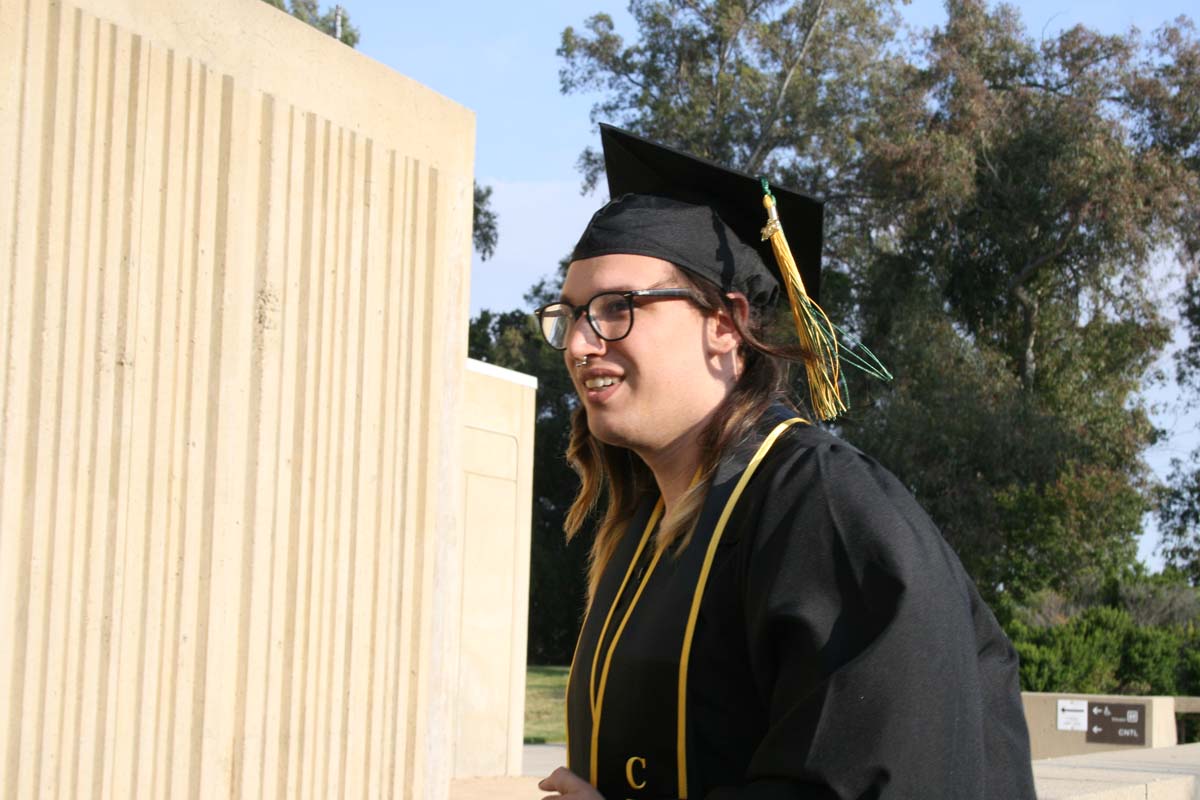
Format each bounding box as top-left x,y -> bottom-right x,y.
534,125 -> 1036,800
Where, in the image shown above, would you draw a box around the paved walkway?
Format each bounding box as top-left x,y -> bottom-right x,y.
1033,743 -> 1200,798
448,745 -> 565,800
523,744 -> 568,777
450,742 -> 1200,799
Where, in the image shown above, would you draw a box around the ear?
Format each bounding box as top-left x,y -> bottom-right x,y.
705,293 -> 749,357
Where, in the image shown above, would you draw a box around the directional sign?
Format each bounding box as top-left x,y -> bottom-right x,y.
1057,699 -> 1088,732
1085,702 -> 1145,745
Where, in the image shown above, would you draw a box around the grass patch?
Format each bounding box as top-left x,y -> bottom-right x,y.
525,665 -> 569,744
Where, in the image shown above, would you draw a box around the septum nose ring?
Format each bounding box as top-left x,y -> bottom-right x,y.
574,356 -> 588,369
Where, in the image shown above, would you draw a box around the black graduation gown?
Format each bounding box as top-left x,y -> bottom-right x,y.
565,407 -> 1036,799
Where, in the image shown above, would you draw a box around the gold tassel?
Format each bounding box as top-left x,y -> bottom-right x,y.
760,190 -> 846,421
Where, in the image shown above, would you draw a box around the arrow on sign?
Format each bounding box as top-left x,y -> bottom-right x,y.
1092,726 -> 1103,734
1092,706 -> 1103,714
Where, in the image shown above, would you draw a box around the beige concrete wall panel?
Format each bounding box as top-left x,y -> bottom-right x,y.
463,426 -> 519,480
1,0 -> 474,798
458,471 -> 519,777
1023,693 -> 1177,760
456,362 -> 536,778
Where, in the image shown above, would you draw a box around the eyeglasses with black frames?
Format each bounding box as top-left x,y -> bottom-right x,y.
533,289 -> 698,351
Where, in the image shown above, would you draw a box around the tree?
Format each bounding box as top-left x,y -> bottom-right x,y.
1160,272 -> 1200,581
260,0 -> 361,47
558,0 -> 904,205
1144,18 -> 1200,581
473,182 -> 500,260
841,2 -> 1195,600
555,0 -> 1199,607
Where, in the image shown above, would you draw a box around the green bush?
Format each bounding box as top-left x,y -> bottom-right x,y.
1006,574 -> 1200,743
1008,607 -> 1190,696
1119,625 -> 1182,695
1180,625 -> 1200,696
1012,607 -> 1128,693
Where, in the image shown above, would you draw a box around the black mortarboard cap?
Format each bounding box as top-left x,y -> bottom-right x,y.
570,123 -> 825,307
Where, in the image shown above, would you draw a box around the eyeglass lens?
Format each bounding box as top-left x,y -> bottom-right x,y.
538,292 -> 634,350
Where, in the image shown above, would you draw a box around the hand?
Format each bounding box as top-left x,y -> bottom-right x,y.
538,766 -> 605,799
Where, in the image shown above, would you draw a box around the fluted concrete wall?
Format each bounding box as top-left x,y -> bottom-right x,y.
0,0 -> 475,798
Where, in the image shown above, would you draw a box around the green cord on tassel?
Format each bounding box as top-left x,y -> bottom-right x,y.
758,178 -> 892,418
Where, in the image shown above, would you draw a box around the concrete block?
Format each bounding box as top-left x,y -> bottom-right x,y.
1033,743 -> 1200,800
0,0 -> 474,797
1024,692 -> 1177,760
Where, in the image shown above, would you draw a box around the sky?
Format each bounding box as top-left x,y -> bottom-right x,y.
340,0 -> 1195,568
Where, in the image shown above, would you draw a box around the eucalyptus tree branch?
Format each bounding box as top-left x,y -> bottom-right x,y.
743,0 -> 827,173
1012,283 -> 1041,387
1011,79 -> 1125,103
1007,206 -> 1084,292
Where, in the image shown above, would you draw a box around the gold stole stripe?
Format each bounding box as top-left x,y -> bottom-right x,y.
590,502 -> 667,785
568,502 -> 662,774
569,499 -> 664,773
588,499 -> 664,716
675,418 -> 805,797
576,467 -> 703,778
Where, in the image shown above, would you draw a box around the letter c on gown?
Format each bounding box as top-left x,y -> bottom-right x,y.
625,756 -> 647,790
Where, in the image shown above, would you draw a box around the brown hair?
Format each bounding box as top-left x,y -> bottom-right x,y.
563,267 -> 811,601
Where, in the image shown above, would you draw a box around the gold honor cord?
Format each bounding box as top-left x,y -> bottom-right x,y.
571,503 -> 667,786
566,618 -> 584,770
590,529 -> 668,784
675,418 -> 805,797
588,500 -> 664,717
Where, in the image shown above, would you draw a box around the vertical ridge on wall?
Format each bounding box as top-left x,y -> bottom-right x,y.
141,41 -> 180,800
0,0 -> 474,797
275,107 -> 317,800
9,1 -> 62,797
361,144 -> 395,800
64,16 -> 104,799
227,87 -> 275,800
4,1 -> 54,794
383,151 -> 415,799
124,39 -> 175,799
401,157 -> 433,800
36,7 -> 87,797
153,50 -> 201,800
0,0 -> 33,535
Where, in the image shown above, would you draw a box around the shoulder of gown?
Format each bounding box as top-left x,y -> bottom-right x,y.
704,421 -> 1036,800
